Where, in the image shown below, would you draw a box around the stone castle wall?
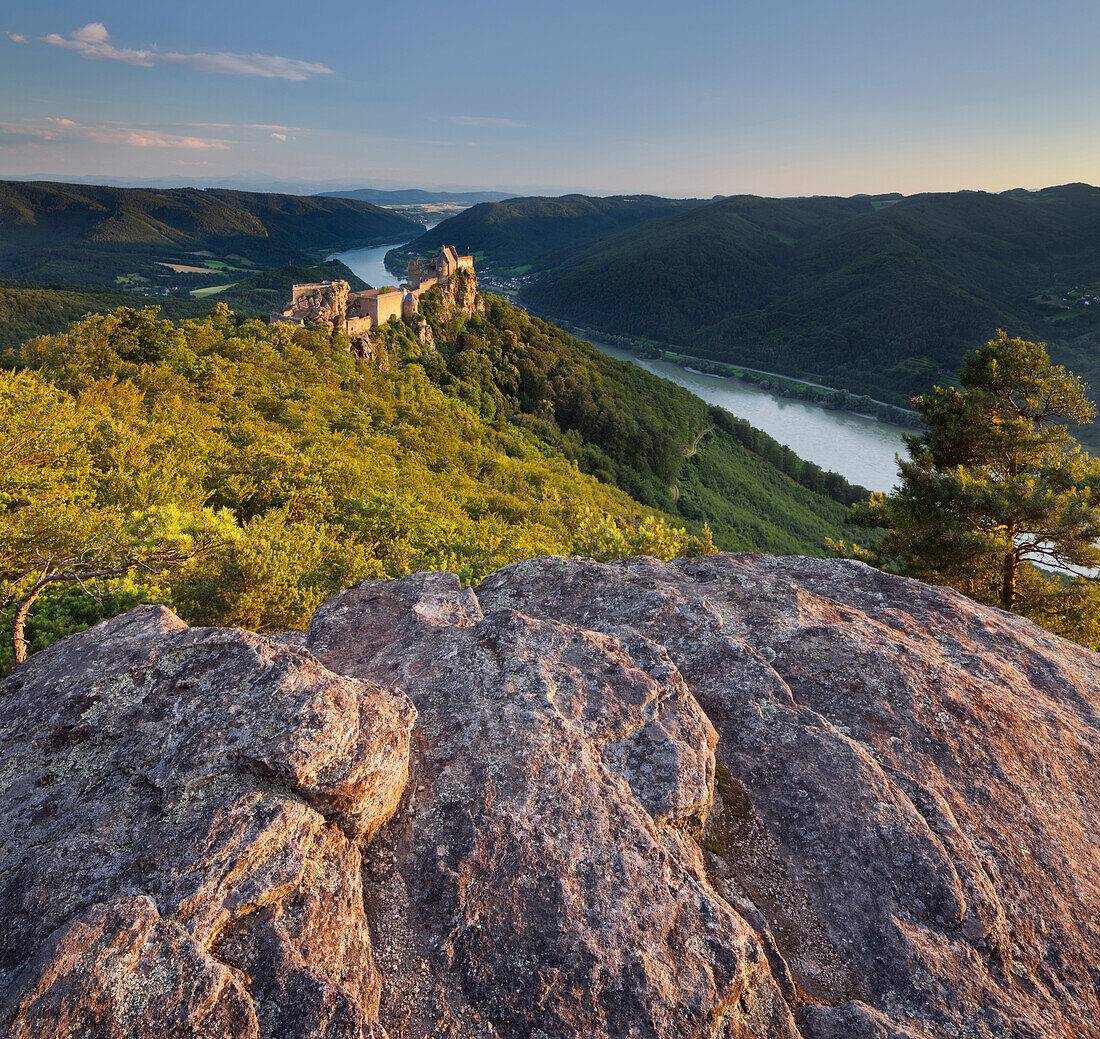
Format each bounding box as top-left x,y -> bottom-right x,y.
273,247 -> 477,336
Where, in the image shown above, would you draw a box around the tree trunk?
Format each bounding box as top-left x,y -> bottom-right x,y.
1000,551 -> 1017,612
12,581 -> 48,665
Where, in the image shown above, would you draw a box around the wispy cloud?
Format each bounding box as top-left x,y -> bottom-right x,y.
0,117 -> 231,150
40,23 -> 333,81
7,32 -> 28,43
184,122 -> 304,133
452,115 -> 525,129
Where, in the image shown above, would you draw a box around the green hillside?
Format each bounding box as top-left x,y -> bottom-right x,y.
0,180 -> 422,289
1,288 -> 867,670
0,261 -> 365,353
429,294 -> 867,554
386,194 -> 707,274
518,185 -> 1100,438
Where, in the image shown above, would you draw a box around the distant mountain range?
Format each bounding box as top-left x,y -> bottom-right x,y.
385,194 -> 708,273
0,180 -> 422,288
319,187 -> 518,206
1,174 -> 524,197
397,184 -> 1100,441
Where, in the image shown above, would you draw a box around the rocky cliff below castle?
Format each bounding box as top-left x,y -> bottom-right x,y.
3,554 -> 1100,1038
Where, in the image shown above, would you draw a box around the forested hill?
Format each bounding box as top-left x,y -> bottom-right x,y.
0,180 -> 422,286
0,260 -> 366,352
424,293 -> 869,554
518,184 -> 1100,431
2,287 -> 867,669
386,194 -> 708,272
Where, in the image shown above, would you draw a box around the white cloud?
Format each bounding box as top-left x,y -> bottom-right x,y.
71,22 -> 109,44
0,117 -> 231,150
270,132 -> 288,142
162,52 -> 331,80
452,115 -> 525,129
8,32 -> 28,44
40,23 -> 333,81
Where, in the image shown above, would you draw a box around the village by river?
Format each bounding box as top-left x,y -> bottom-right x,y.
331,241 -> 917,492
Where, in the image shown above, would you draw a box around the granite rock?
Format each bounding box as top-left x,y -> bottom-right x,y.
6,555 -> 1100,1038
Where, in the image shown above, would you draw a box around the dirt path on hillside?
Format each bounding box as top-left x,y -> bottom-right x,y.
670,424 -> 715,503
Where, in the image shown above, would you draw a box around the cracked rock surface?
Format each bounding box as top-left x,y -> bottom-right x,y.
0,607 -> 414,1039
4,554 -> 1100,1038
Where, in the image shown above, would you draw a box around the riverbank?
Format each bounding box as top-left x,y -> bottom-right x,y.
524,309 -> 917,427
580,337 -> 914,492
333,248 -> 915,491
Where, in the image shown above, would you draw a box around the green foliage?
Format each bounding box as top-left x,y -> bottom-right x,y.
0,303 -> 715,667
848,332 -> 1100,646
0,580 -> 170,675
0,179 -> 421,287
0,360 -> 234,663
502,185 -> 1100,443
0,279 -> 874,668
418,294 -> 867,552
0,279 -> 209,353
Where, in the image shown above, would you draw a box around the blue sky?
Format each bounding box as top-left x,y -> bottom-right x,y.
1,0 -> 1097,196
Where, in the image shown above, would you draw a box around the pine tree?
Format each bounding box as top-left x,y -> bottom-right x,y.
854,332 -> 1100,618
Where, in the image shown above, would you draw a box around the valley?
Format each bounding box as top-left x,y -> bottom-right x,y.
0,180 -> 422,294
583,338 -> 912,491
393,184 -> 1100,444
337,238 -> 914,490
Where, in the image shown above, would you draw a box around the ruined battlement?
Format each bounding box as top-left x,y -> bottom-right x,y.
274,280 -> 351,330
272,247 -> 478,336
407,245 -> 474,291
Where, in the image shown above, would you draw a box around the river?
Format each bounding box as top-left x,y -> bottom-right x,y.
581,340 -> 915,491
332,240 -> 916,492
328,241 -> 407,291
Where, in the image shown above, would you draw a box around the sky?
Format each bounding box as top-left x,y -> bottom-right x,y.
1,0 -> 1098,198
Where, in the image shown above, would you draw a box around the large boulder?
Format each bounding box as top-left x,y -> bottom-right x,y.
306,572 -> 795,1037
4,555 -> 1100,1038
0,606 -> 415,1038
477,554 -> 1100,1038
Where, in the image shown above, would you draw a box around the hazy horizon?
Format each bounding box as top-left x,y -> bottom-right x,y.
2,171 -> 1098,202
3,1 -> 1098,197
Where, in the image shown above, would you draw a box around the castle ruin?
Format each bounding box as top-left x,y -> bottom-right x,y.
272,245 -> 475,334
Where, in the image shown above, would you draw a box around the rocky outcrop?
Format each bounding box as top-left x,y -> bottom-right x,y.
435,267 -> 480,318
4,554 -> 1100,1038
350,333 -> 392,369
283,280 -> 351,332
0,607 -> 415,1039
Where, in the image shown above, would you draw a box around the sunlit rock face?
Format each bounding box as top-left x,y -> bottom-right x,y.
4,555 -> 1100,1038
0,607 -> 415,1039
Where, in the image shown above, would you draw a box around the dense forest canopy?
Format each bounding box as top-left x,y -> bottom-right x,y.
400,184 -> 1100,442
0,180 -> 422,289
0,285 -> 868,671
520,186 -> 1100,436
0,304 -> 708,671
